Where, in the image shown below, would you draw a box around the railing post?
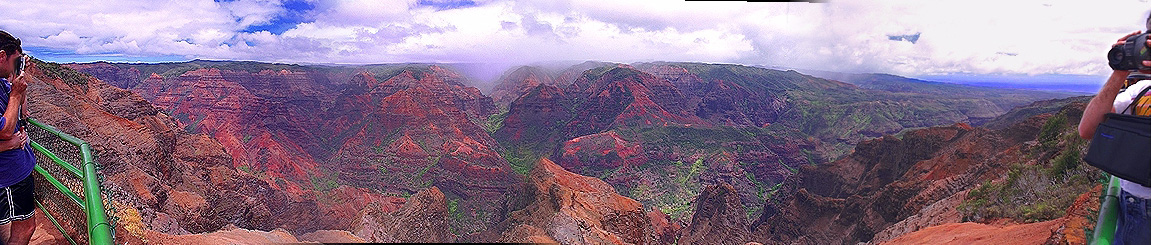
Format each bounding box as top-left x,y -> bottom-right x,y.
1091,175 -> 1121,245
80,143 -> 113,245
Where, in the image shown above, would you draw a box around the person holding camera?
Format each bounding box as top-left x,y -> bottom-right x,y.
1079,16 -> 1151,244
0,30 -> 37,245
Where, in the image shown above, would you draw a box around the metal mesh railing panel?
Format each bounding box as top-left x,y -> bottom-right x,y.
27,124 -> 89,245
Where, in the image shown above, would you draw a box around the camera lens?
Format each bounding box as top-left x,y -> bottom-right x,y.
1109,46 -> 1128,69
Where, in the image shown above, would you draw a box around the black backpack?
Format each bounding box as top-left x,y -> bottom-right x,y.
1085,86 -> 1151,187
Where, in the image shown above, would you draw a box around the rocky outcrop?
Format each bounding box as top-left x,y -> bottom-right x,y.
492,84 -> 574,155
365,66 -> 498,122
141,225 -> 365,244
880,220 -> 1064,245
123,64 -> 505,189
678,183 -> 752,245
638,64 -> 784,127
565,65 -> 706,129
867,189 -> 967,243
82,62 -> 515,235
353,187 -> 456,243
64,62 -> 142,89
881,178 -> 1101,245
144,227 -> 301,244
490,66 -> 557,109
495,158 -> 651,244
328,69 -> 517,234
753,96 -> 1096,244
133,67 -> 321,182
637,64 -> 707,94
25,60 -> 344,241
297,230 -> 367,243
496,65 -> 709,153
647,210 -> 682,245
553,61 -> 618,87
491,64 -> 734,164
753,123 -> 1018,244
556,131 -> 646,171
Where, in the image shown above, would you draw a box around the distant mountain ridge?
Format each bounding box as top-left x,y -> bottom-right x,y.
798,69 -> 1082,121
920,73 -> 1105,94
789,68 -> 1102,94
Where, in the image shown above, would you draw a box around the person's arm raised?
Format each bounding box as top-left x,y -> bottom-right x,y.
1080,31 -> 1151,139
0,73 -> 27,140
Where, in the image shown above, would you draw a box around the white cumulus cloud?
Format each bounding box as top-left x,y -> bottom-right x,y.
0,0 -> 1147,76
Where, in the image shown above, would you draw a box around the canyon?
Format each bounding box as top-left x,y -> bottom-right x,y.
20,58 -> 1096,244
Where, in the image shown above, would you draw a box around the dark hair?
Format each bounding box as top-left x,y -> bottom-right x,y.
0,30 -> 21,56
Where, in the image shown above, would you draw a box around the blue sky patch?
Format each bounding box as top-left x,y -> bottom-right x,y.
417,0 -> 477,11
24,46 -> 187,64
887,32 -> 921,44
242,0 -> 316,35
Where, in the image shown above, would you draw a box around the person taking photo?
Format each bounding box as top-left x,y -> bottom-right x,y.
0,30 -> 38,245
1079,14 -> 1151,245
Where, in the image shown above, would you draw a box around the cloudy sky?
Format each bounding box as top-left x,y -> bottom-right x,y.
1,0 -> 1148,78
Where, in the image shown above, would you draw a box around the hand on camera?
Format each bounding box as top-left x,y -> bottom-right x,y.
8,73 -> 26,94
1114,31 -> 1151,70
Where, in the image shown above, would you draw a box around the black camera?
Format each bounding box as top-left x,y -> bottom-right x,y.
1108,32 -> 1151,70
12,56 -> 24,77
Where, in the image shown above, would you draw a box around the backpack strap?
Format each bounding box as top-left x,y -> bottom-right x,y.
1121,85 -> 1151,115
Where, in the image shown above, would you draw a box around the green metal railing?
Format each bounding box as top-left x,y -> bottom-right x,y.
26,118 -> 114,245
1090,175 -> 1121,245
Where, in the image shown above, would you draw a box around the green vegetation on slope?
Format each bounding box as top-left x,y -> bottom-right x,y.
640,62 -> 1074,162
33,58 -> 90,86
981,96 -> 1092,130
957,109 -> 1099,223
501,146 -> 540,177
483,109 -> 507,134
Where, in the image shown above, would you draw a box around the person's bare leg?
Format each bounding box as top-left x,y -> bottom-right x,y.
8,216 -> 34,245
0,223 -> 12,244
